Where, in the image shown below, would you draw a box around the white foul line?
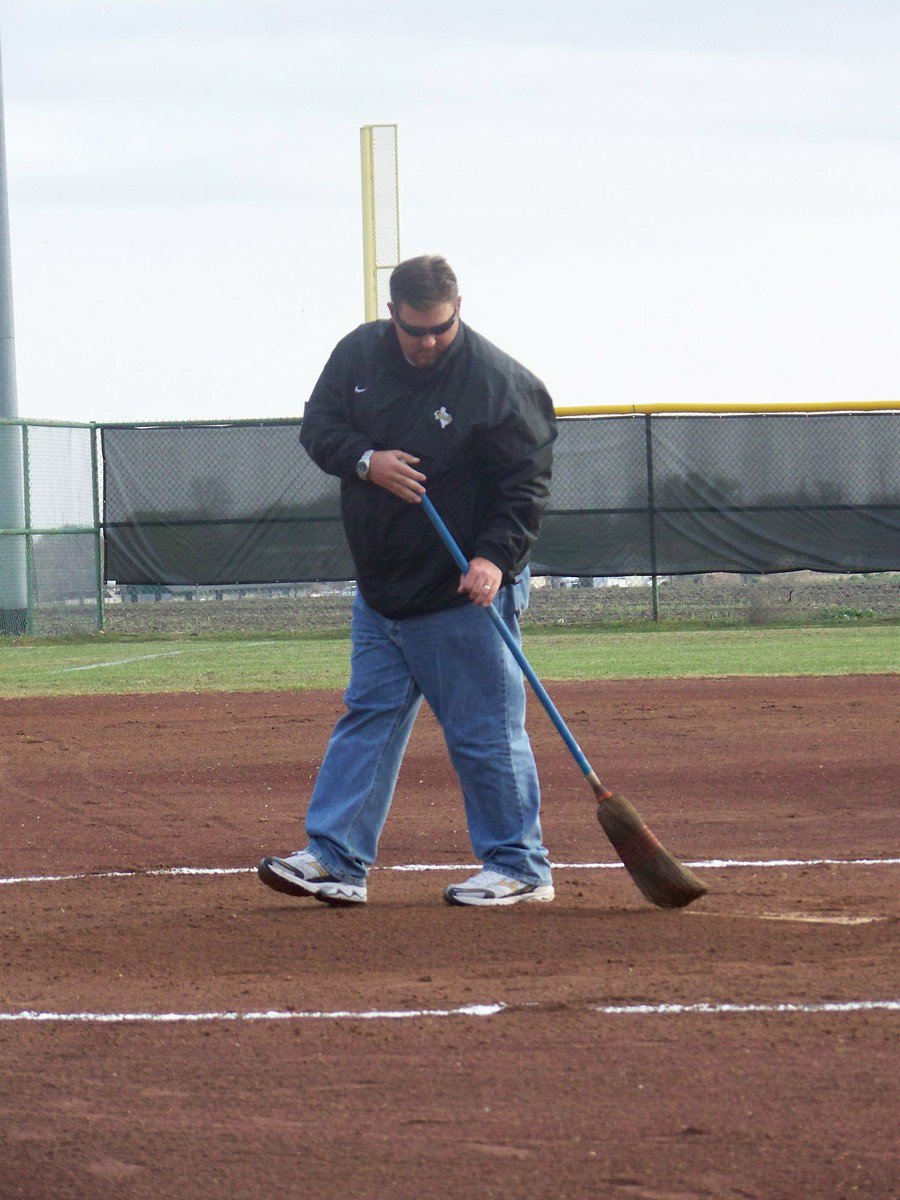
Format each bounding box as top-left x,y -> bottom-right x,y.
50,641 -> 278,673
53,651 -> 188,673
0,1003 -> 505,1024
394,858 -> 900,872
0,1000 -> 896,1025
0,868 -> 255,885
597,1000 -> 900,1016
681,857 -> 900,870
1,858 -> 898,887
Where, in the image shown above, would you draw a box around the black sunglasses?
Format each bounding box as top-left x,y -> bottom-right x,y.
392,305 -> 459,338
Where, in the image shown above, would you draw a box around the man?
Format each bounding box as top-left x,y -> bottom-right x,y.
258,255 -> 557,907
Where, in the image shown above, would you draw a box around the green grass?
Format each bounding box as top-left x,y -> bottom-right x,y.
0,624 -> 896,698
528,624 -> 897,680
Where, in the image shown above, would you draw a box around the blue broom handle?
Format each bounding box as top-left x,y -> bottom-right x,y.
420,494 -> 593,779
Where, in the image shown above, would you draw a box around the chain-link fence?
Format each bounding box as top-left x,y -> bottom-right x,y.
102,409 -> 899,584
3,407 -> 898,637
0,419 -> 102,636
539,409 -> 898,618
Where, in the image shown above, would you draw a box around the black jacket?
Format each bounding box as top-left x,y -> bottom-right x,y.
300,320 -> 556,619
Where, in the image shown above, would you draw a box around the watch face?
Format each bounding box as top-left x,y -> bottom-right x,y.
356,458 -> 368,479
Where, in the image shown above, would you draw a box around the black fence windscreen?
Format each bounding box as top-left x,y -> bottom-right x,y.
102,413 -> 900,585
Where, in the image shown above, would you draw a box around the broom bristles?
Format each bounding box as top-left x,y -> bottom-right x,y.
593,787 -> 708,909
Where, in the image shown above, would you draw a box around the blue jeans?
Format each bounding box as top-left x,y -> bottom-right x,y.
305,570 -> 551,887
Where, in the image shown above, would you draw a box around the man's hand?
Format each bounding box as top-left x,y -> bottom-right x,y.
368,450 -> 427,503
458,557 -> 503,607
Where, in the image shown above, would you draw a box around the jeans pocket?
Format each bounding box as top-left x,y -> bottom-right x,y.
512,566 -> 531,616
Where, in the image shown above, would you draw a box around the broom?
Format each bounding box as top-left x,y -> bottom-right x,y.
421,494 -> 708,909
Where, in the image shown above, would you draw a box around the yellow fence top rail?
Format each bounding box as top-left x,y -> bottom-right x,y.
555,400 -> 899,417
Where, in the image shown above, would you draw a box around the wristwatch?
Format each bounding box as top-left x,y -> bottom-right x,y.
355,449 -> 375,481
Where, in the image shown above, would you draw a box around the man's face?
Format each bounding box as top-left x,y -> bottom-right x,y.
389,299 -> 460,369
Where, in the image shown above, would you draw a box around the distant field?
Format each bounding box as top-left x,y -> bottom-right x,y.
19,571 -> 899,642
94,571 -> 900,638
0,625 -> 895,698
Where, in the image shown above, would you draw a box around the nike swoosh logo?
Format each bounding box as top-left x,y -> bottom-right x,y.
354,385 -> 367,393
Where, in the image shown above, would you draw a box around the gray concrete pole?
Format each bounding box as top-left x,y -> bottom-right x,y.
0,28 -> 28,635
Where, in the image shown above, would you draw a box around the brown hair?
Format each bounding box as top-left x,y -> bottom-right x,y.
389,255 -> 458,310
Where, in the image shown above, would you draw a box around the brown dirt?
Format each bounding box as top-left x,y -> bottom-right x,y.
1,675 -> 897,1199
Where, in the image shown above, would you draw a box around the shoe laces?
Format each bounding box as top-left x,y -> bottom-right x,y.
460,868 -> 510,889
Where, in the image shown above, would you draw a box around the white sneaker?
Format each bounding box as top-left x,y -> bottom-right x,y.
258,849 -> 367,905
444,868 -> 555,907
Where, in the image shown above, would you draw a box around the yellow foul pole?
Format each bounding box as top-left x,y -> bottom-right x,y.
359,124 -> 400,323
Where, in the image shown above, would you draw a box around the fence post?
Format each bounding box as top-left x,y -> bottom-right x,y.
0,421 -> 27,635
644,414 -> 660,621
21,421 -> 35,634
90,422 -> 104,631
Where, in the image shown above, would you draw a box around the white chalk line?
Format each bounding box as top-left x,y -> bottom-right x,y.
0,1000 -> 896,1026
0,867 -> 255,886
2,857 -> 898,888
0,1003 -> 504,1024
50,641 -> 278,673
599,1000 -> 900,1016
54,651 -> 187,673
687,910 -> 887,925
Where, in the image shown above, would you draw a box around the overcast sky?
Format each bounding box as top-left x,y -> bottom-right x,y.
2,1 -> 898,424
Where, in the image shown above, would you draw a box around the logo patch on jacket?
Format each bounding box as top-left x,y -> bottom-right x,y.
434,406 -> 452,428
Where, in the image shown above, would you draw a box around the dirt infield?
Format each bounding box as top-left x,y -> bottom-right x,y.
1,675 -> 897,1199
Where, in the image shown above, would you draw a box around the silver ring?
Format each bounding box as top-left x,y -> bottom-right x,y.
482,584 -> 492,590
